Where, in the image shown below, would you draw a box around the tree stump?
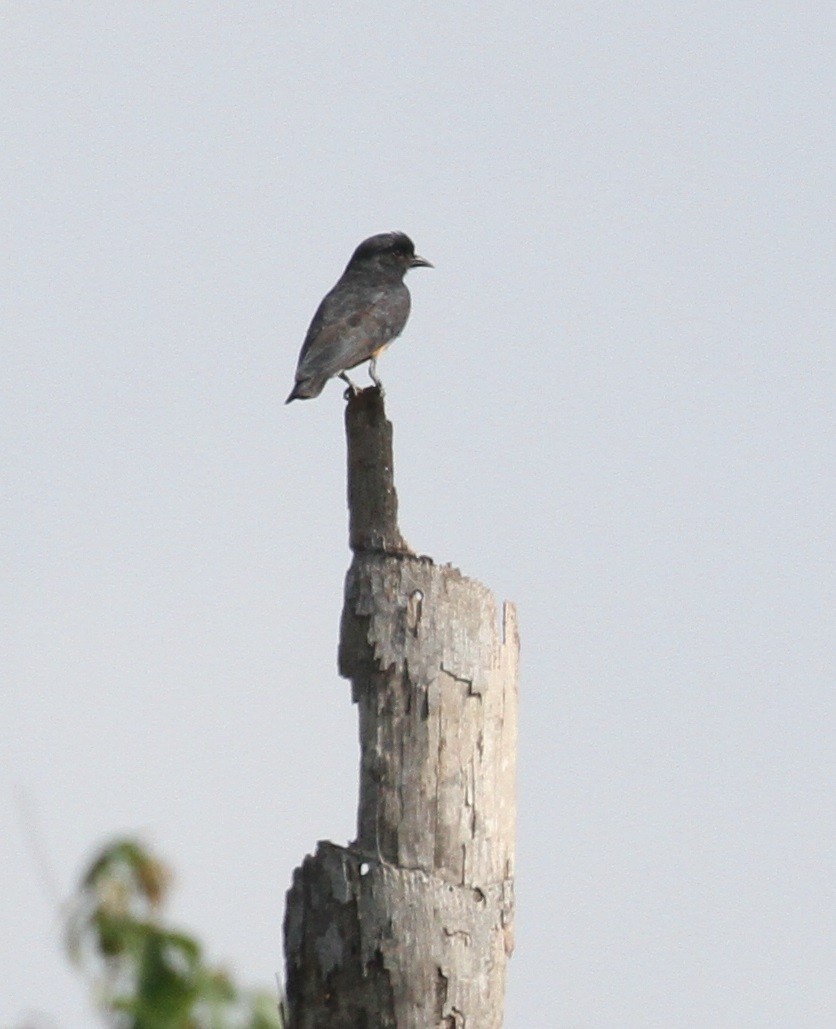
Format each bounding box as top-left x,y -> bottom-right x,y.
284,387 -> 519,1028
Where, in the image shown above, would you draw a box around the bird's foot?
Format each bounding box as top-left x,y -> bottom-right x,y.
340,372 -> 361,400
368,359 -> 385,397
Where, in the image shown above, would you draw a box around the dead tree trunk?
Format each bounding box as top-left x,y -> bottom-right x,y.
284,387 -> 519,1029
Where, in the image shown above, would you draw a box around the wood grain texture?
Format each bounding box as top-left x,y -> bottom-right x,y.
284,387 -> 518,1028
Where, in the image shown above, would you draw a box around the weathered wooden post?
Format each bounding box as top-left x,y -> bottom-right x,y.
284,387 -> 519,1028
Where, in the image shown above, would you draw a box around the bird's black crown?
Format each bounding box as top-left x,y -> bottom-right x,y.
350,231 -> 416,263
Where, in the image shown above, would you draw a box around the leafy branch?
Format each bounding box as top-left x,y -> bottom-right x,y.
65,838 -> 284,1029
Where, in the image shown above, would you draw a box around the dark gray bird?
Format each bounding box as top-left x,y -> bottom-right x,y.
286,231 -> 432,403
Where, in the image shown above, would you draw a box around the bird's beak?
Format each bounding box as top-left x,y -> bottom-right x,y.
410,254 -> 433,268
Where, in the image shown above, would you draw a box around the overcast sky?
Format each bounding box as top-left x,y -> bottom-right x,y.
2,4 -> 833,1027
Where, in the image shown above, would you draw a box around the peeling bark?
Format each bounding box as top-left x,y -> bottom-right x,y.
284,387 -> 518,1028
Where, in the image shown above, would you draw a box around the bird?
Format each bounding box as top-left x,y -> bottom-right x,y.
285,231 -> 432,403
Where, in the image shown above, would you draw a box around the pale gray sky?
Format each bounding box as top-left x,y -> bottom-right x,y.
2,4 -> 833,1026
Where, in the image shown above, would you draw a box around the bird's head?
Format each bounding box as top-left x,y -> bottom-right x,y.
347,231 -> 433,278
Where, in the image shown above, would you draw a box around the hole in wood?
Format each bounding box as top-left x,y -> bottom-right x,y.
407,589 -> 424,634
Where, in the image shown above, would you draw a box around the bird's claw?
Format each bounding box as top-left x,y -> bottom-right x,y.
340,372 -> 361,400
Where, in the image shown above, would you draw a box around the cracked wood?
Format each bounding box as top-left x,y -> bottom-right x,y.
284,387 -> 518,1029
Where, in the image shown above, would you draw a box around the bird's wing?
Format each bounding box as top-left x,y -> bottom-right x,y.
294,284 -> 410,382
